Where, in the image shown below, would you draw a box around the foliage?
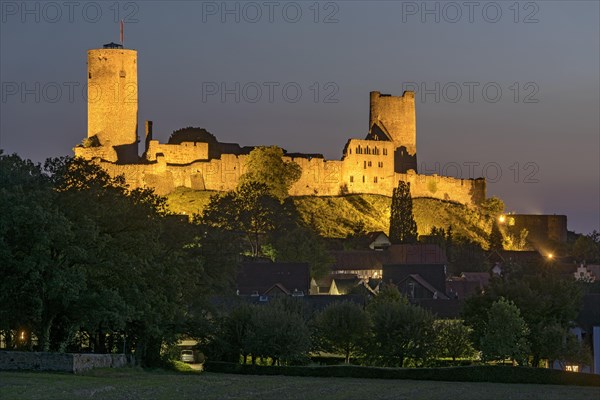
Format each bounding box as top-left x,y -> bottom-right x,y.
168,127 -> 217,145
314,302 -> 371,364
81,135 -> 100,148
449,234 -> 488,273
488,221 -> 504,252
503,228 -> 530,251
245,303 -> 311,366
463,268 -> 584,367
0,153 -> 229,364
201,181 -> 281,258
239,146 -> 302,200
366,293 -> 436,367
169,191 -> 497,247
480,196 -> 505,217
388,181 -> 418,244
571,232 -> 600,263
434,319 -> 477,362
479,298 -> 530,364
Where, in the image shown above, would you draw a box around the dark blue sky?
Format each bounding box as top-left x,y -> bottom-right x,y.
1,1 -> 598,234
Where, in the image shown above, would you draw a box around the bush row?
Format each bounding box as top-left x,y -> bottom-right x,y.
204,361 -> 600,387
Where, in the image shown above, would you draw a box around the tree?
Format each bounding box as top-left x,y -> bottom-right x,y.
572,233 -> 600,264
488,221 -> 504,252
480,196 -> 505,217
239,146 -> 302,200
366,293 -> 436,367
1,154 -> 223,364
266,200 -> 333,279
246,303 -> 311,366
449,234 -> 488,273
434,319 -> 476,363
388,181 -> 418,244
479,298 -> 530,364
314,302 -> 371,364
201,181 -> 281,258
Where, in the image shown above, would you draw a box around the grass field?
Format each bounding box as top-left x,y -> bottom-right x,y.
1,369 -> 598,400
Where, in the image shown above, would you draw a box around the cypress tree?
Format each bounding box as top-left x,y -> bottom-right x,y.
389,181 -> 418,244
488,220 -> 504,252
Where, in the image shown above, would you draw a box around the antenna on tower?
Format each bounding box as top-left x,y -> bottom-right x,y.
120,20 -> 124,47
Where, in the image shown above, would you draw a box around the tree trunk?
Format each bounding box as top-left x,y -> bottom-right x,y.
39,315 -> 55,352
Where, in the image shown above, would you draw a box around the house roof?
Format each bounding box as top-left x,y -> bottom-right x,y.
383,264 -> 447,295
236,262 -> 310,296
399,274 -> 450,300
460,272 -> 491,287
331,244 -> 447,271
446,279 -> 483,299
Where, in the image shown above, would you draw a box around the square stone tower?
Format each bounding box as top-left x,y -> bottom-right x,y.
368,91 -> 417,173
86,42 -> 138,163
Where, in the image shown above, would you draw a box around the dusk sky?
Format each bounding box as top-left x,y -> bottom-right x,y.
1,1 -> 598,234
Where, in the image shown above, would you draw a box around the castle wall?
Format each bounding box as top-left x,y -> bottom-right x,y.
146,140 -> 209,164
397,172 -> 486,205
369,91 -> 416,157
92,153 -> 485,206
87,48 -> 138,162
509,214 -> 567,243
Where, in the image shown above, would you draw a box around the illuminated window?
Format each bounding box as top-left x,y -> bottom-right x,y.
565,365 -> 579,372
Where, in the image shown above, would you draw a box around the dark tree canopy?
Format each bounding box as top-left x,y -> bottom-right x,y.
388,181 -> 418,244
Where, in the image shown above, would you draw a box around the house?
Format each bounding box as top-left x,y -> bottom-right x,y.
236,262 -> 310,297
366,231 -> 391,250
574,264 -> 599,282
445,272 -> 491,299
331,244 -> 447,280
382,264 -> 448,300
310,275 -> 379,296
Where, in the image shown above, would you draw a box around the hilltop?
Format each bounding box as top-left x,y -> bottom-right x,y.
166,188 -> 494,247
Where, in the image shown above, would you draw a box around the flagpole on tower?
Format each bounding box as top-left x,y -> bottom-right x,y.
120,20 -> 124,47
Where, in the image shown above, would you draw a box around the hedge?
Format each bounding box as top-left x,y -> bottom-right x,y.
204,362 -> 600,387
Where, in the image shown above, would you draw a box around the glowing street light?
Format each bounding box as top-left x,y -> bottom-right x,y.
498,215 -> 506,223
547,253 -> 554,259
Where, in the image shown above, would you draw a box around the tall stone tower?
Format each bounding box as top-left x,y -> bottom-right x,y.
86,42 -> 138,163
368,91 -> 417,173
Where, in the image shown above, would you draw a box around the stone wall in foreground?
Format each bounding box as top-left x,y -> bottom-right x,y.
0,351 -> 128,374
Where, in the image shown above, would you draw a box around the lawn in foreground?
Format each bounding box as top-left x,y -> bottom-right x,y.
1,369 -> 598,400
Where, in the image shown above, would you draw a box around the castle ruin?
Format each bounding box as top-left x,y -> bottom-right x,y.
74,43 -> 486,205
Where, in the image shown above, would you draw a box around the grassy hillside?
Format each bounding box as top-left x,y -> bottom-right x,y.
166,188 -> 494,246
